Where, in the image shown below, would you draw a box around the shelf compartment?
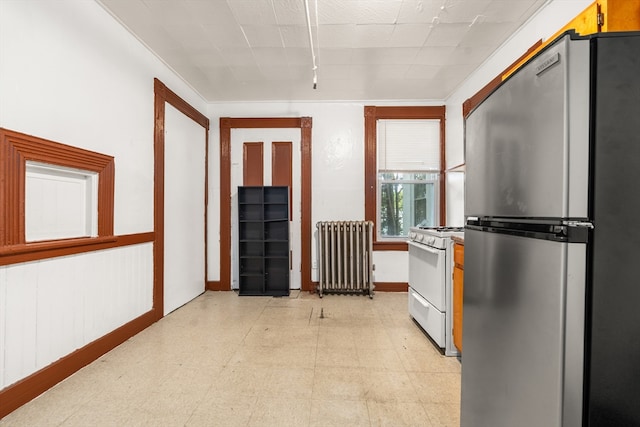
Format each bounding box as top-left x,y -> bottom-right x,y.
238,187 -> 263,204
264,187 -> 288,204
264,203 -> 288,221
239,205 -> 263,221
240,257 -> 263,275
266,241 -> 288,257
240,241 -> 264,257
265,221 -> 288,241
238,276 -> 264,295
239,222 -> 263,241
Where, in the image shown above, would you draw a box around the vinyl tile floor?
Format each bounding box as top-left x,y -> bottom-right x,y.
0,291 -> 461,427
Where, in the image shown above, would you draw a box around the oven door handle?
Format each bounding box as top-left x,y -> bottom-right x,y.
408,240 -> 442,255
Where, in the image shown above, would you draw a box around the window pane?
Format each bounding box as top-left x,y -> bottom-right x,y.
378,173 -> 438,239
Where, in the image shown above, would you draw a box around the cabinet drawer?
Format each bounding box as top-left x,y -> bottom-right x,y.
408,289 -> 445,348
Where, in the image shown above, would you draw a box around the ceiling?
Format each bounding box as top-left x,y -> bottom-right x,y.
97,0 -> 547,102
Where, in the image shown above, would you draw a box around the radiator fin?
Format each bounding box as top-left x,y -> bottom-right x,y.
316,221 -> 374,298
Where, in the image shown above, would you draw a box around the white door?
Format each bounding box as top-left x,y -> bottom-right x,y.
230,128 -> 301,290
164,104 -> 206,315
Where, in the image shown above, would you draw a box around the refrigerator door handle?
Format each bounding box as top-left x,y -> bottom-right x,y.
563,220 -> 594,229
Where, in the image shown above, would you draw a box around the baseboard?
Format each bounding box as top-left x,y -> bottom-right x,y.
374,282 -> 409,292
206,280 -> 230,291
0,309 -> 157,419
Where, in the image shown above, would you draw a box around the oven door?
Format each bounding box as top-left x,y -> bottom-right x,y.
408,240 -> 446,311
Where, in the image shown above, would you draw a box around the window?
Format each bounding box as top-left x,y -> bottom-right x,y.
0,127 -> 114,248
25,162 -> 99,242
378,172 -> 439,237
377,119 -> 441,239
364,106 -> 446,249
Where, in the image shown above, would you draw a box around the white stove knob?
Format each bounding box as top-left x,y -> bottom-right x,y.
409,232 -> 416,240
417,235 -> 424,242
428,237 -> 436,245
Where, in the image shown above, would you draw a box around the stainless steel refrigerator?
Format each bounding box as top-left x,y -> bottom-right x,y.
462,31 -> 640,427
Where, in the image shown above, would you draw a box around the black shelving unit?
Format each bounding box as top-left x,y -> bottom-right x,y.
238,186 -> 289,296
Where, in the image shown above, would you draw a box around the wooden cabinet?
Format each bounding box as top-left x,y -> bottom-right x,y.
238,186 -> 289,296
452,239 -> 464,352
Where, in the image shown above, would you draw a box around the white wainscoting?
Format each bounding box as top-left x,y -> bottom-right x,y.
0,243 -> 153,390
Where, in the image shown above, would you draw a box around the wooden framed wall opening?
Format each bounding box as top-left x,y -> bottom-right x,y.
364,106 -> 446,251
153,78 -> 210,316
219,117 -> 312,292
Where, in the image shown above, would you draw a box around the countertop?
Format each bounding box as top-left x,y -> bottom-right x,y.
452,235 -> 464,245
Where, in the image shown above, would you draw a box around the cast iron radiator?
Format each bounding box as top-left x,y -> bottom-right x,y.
316,221 -> 374,298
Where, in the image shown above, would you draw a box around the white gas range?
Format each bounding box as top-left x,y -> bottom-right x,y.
408,226 -> 464,357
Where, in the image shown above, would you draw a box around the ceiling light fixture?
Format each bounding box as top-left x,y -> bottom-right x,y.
303,0 -> 318,89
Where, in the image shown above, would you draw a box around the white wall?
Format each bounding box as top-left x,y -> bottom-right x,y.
0,244 -> 153,390
0,0 -> 205,391
207,101 -> 442,284
445,0 -> 594,223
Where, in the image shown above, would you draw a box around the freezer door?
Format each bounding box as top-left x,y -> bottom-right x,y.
460,228 -> 585,427
465,34 -> 590,219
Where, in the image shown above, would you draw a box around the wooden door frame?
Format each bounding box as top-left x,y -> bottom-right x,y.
218,117 -> 313,292
154,78 -> 209,317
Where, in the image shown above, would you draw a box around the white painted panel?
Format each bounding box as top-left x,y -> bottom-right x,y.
25,162 -> 98,241
446,171 -> 465,227
0,244 -> 153,389
0,268 -> 5,389
164,104 -> 206,315
2,264 -> 38,388
372,251 -> 408,283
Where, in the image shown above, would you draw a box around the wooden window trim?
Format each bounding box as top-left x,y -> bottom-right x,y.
0,128 -> 115,253
364,106 -> 446,251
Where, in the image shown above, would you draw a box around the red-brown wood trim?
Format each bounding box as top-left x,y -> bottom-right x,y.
364,106 -> 447,249
243,142 -> 264,186
154,78 -> 209,318
371,106 -> 446,119
271,141 -> 293,220
0,233 -> 154,266
0,128 -> 115,246
206,281 -> 227,291
300,118 -> 312,292
154,79 -> 209,129
462,39 -> 543,118
374,282 -> 409,292
154,84 -> 166,319
219,120 -> 232,291
0,309 -> 157,419
204,126 -> 209,288
223,117 -> 302,129
373,241 -> 409,251
220,117 -> 313,292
